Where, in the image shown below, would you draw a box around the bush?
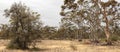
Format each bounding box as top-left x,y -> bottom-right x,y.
110,35 -> 120,41
4,2 -> 42,49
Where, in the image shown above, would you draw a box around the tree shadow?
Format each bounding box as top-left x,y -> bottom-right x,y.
29,47 -> 49,51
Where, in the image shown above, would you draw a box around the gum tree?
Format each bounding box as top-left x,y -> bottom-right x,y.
60,0 -> 120,44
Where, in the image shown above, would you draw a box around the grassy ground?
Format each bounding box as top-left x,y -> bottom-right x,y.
0,40 -> 120,52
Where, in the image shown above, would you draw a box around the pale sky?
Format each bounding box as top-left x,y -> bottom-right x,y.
0,0 -> 119,27
0,0 -> 63,27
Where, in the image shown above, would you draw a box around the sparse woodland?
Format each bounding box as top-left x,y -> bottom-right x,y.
0,0 -> 120,52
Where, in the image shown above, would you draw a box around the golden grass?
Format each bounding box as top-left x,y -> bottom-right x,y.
0,40 -> 120,52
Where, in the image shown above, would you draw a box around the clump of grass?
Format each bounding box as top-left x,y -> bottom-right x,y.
70,45 -> 77,50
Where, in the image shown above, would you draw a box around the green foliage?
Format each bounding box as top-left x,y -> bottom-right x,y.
40,26 -> 57,39
0,24 -> 10,39
110,35 -> 120,41
60,0 -> 120,43
3,2 -> 43,49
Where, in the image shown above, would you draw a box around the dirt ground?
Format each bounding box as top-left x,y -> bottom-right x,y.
0,40 -> 120,52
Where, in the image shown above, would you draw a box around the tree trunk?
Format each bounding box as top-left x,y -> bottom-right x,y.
103,8 -> 111,45
78,23 -> 82,41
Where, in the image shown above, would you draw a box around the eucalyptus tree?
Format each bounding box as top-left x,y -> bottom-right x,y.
60,0 -> 99,41
60,0 -> 87,40
41,26 -> 57,39
60,0 -> 120,44
4,2 -> 42,49
92,0 -> 120,44
0,24 -> 10,39
59,19 -> 77,39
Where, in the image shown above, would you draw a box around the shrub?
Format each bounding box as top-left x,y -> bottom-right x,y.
4,2 -> 42,49
110,35 -> 120,41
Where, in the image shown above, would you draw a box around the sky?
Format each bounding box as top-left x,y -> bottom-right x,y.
0,0 -> 63,27
0,0 -> 120,27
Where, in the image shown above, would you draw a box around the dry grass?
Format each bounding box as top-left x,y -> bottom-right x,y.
0,40 -> 120,52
